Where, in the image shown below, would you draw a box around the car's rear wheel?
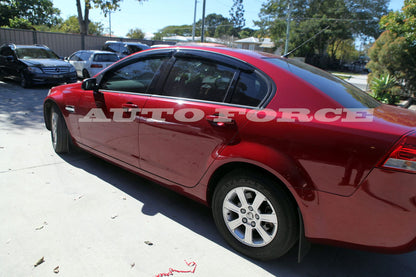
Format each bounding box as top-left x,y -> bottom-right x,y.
51,105 -> 69,153
20,71 -> 31,88
212,170 -> 298,260
82,69 -> 90,79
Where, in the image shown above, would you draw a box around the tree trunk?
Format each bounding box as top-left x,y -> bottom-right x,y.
76,0 -> 90,35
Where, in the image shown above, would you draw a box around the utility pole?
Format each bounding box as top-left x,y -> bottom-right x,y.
109,11 -> 112,38
192,0 -> 198,41
201,0 -> 206,42
284,0 -> 293,55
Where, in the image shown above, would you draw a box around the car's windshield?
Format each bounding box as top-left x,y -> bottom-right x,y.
93,54 -> 119,62
265,58 -> 380,108
16,47 -> 60,60
127,44 -> 149,53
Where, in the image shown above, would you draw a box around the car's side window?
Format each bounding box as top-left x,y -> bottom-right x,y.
230,71 -> 269,107
80,52 -> 92,61
99,57 -> 167,93
107,44 -> 121,53
162,58 -> 235,102
69,53 -> 81,61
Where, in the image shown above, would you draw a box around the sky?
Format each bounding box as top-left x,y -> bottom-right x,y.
52,0 -> 405,38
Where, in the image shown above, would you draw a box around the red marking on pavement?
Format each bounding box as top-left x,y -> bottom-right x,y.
155,260 -> 197,277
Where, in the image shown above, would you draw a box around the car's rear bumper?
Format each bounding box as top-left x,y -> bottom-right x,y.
302,168 -> 416,253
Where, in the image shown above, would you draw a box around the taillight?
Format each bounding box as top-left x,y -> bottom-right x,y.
90,64 -> 103,68
380,131 -> 416,173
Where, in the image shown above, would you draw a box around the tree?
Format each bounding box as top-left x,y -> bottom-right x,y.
255,0 -> 389,68
76,0 -> 147,35
153,24 -> 195,40
58,16 -> 104,35
367,0 -> 416,96
127,28 -> 145,39
229,0 -> 245,36
7,18 -> 34,30
197,13 -> 230,38
239,27 -> 257,38
0,0 -> 61,27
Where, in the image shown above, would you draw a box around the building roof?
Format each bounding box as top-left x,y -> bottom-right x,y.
259,38 -> 275,48
234,37 -> 261,44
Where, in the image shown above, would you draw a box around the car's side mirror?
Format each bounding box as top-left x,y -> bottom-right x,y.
6,55 -> 15,62
82,78 -> 98,91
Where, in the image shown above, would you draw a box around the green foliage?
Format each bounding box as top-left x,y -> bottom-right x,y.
380,0 -> 416,43
368,0 -> 416,96
55,16 -> 103,35
229,0 -> 245,36
255,0 -> 389,67
197,14 -> 231,38
327,39 -> 360,63
370,74 -> 400,104
32,16 -> 104,35
0,0 -> 61,27
76,0 -> 146,35
8,18 -> 34,30
153,24 -> 196,40
238,28 -> 257,38
154,13 -> 237,40
126,28 -> 145,39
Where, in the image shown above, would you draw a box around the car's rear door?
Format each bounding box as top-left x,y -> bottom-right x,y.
76,52 -> 171,167
139,51 -> 270,187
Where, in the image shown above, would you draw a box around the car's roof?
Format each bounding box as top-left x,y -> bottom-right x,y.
14,44 -> 50,49
143,45 -> 281,61
105,41 -> 148,46
75,50 -> 118,55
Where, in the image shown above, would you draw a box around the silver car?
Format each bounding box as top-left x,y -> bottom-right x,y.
67,50 -> 119,79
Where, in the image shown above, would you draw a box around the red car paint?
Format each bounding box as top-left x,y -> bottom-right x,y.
44,46 -> 416,254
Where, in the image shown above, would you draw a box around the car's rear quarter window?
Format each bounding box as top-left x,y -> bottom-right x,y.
265,58 -> 380,108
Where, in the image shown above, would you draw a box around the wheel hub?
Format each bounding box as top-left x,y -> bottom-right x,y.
222,186 -> 278,247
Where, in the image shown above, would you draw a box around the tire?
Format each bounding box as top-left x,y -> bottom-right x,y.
212,170 -> 298,260
82,69 -> 90,79
50,105 -> 69,153
20,71 -> 31,88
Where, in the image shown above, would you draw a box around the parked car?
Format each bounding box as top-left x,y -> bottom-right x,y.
67,50 -> 119,79
0,44 -> 77,88
102,41 -> 150,58
43,46 -> 416,261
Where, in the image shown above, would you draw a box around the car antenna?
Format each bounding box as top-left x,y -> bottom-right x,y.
282,26 -> 330,58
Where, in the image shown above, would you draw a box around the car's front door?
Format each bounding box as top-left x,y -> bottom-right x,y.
76,54 -> 169,167
139,54 -> 263,187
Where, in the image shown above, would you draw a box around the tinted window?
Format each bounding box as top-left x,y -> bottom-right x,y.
93,53 -> 118,62
162,58 -> 235,102
265,58 -> 380,108
69,53 -> 81,61
230,71 -> 268,107
80,52 -> 92,61
15,48 -> 59,59
127,44 -> 149,54
100,57 -> 167,93
106,43 -> 122,53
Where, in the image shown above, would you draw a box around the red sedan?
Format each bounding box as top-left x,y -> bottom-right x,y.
43,46 -> 416,261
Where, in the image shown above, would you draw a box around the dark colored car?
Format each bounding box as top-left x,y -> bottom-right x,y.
0,44 -> 77,88
43,46 -> 416,261
102,41 -> 150,58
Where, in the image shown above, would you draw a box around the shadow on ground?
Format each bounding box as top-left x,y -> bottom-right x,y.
0,79 -> 54,130
60,150 -> 416,277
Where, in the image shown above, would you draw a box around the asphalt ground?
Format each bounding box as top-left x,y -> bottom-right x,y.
1,78 -> 415,277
